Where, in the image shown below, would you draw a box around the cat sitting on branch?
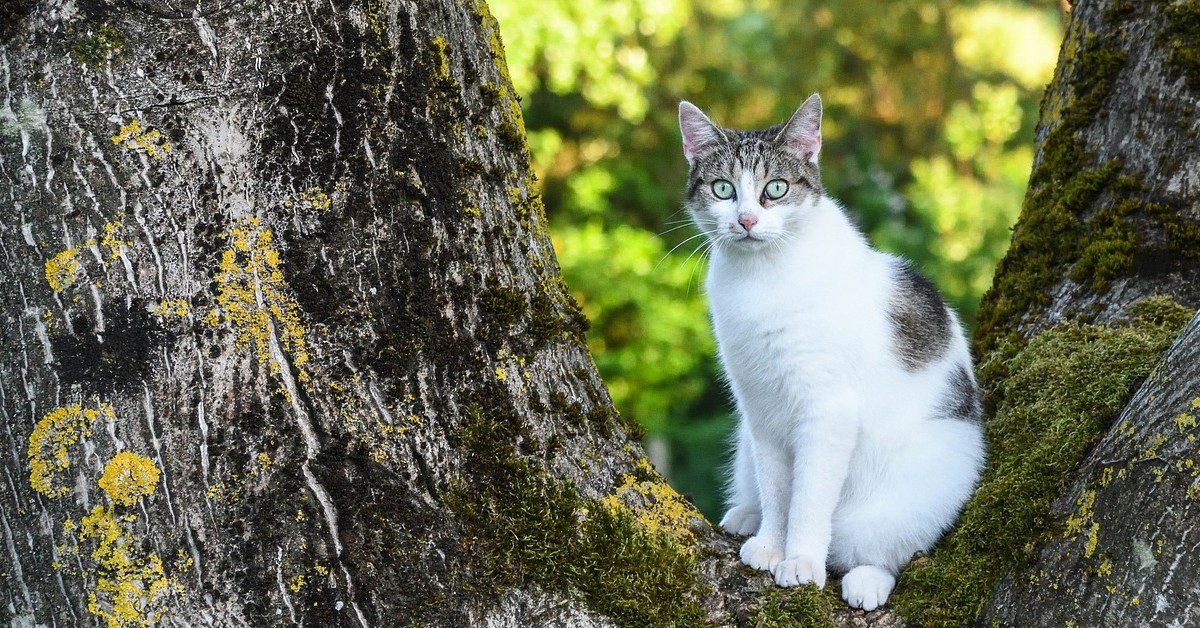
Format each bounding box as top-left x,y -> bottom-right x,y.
678,94 -> 985,611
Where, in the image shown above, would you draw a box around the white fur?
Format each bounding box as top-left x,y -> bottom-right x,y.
702,186 -> 985,610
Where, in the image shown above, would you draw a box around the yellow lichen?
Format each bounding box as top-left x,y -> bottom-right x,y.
28,402 -> 113,498
430,35 -> 452,83
98,452 -> 160,507
599,463 -> 702,548
256,452 -> 272,470
208,218 -> 310,381
205,480 -> 241,502
110,120 -> 171,160
288,573 -> 306,592
79,505 -> 176,627
45,248 -> 80,292
1137,433 -> 1167,461
1176,411 -> 1197,432
100,221 -> 131,260
1085,522 -> 1100,558
298,188 -> 332,211
151,300 -> 189,319
1070,487 -> 1099,545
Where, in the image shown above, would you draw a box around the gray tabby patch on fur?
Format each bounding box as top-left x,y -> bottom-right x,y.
888,263 -> 952,372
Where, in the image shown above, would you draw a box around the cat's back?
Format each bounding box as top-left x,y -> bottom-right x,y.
881,255 -> 973,374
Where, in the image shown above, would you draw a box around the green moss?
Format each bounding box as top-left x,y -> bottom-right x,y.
528,283 -> 589,347
892,298 -> 1193,627
1147,200 -> 1200,259
1126,294 -> 1196,329
747,587 -> 838,628
428,35 -> 455,87
71,23 -> 129,69
447,407 -> 708,627
1070,196 -> 1139,291
478,285 -> 529,346
1161,0 -> 1200,92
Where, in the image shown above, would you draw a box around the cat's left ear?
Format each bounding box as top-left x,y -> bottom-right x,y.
776,93 -> 822,163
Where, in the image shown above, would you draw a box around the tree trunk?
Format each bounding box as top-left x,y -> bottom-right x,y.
0,0 -> 714,625
968,0 -> 1200,624
974,0 -> 1200,351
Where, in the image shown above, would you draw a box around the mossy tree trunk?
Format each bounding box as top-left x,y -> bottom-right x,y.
0,1 -> 772,625
942,0 -> 1200,625
974,0 -> 1200,349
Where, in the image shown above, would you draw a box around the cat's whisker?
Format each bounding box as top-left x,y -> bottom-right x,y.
656,231 -> 714,271
685,239 -> 718,297
655,222 -> 698,239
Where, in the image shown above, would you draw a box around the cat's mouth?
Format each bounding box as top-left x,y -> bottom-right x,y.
735,232 -> 771,245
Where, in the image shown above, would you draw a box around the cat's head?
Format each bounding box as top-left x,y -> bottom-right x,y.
678,94 -> 824,252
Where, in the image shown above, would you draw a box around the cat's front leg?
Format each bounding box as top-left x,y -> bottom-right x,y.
738,432 -> 790,572
775,394 -> 859,589
720,419 -> 761,535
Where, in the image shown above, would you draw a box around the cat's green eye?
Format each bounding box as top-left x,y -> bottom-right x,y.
764,179 -> 789,200
711,180 -> 735,200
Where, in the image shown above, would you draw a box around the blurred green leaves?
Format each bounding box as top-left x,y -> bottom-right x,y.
492,0 -> 690,121
491,0 -> 1063,517
554,222 -> 714,435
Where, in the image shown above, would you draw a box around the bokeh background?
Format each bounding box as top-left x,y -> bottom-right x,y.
490,0 -> 1065,520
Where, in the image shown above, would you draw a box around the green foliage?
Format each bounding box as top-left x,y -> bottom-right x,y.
491,0 -> 1063,519
891,297 -> 1194,627
747,586 -> 839,628
1161,0 -> 1200,92
555,222 -> 714,434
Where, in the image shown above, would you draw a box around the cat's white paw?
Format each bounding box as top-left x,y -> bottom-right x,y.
739,536 -> 784,572
840,565 -> 896,612
773,555 -> 826,589
719,506 -> 761,535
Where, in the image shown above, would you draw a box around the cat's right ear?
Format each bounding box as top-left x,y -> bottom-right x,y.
679,101 -> 725,165
777,93 -> 823,163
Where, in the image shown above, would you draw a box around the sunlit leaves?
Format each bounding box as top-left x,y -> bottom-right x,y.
491,0 -> 690,121
553,222 -> 714,434
952,2 -> 1062,90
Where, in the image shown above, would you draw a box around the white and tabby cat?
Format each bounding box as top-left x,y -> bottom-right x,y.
678,94 -> 985,611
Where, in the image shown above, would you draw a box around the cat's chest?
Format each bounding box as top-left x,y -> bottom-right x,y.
705,259 -> 884,362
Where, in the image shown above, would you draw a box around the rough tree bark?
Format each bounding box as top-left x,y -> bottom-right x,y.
972,0 -> 1200,624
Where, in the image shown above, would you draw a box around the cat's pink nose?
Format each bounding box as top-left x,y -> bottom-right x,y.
739,213 -> 758,232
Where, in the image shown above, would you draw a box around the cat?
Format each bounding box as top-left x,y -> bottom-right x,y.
677,93 -> 985,611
